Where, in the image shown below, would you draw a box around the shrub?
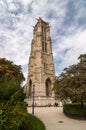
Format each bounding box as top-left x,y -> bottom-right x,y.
63,103 -> 86,120
0,102 -> 28,130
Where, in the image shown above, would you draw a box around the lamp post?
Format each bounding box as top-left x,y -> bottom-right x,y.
32,85 -> 35,114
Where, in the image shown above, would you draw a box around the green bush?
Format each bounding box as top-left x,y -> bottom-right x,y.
63,103 -> 86,119
0,59 -> 45,130
0,102 -> 28,130
0,102 -> 46,130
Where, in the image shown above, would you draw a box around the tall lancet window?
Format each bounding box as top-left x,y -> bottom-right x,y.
45,43 -> 47,52
42,26 -> 47,52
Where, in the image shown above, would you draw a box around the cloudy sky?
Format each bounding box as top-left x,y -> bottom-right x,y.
0,0 -> 86,82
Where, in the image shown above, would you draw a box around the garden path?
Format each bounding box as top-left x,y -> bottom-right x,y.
27,107 -> 86,130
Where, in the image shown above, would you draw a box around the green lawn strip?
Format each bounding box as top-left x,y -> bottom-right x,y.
27,113 -> 46,130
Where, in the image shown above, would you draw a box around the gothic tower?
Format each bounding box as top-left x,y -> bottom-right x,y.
26,18 -> 55,106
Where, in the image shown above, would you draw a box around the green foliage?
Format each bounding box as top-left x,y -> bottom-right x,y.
0,58 -> 25,102
64,103 -> 86,115
54,54 -> 86,105
0,102 -> 45,130
0,78 -> 21,101
0,58 -> 45,130
0,58 -> 27,130
10,89 -> 26,105
63,103 -> 86,119
0,102 -> 28,130
0,58 -> 25,83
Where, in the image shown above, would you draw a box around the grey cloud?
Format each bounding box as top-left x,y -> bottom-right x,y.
63,0 -> 86,29
0,0 -> 86,79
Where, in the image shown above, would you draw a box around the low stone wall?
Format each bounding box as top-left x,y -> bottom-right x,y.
25,97 -> 55,107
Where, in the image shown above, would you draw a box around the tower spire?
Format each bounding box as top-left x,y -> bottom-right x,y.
26,18 -> 55,106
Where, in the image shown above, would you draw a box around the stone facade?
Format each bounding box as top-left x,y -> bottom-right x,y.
26,18 -> 55,106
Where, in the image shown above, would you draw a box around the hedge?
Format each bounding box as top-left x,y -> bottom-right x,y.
63,103 -> 86,120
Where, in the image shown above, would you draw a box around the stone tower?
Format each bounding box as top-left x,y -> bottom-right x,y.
26,18 -> 55,106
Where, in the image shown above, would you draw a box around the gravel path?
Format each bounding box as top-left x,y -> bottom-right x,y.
27,107 -> 86,130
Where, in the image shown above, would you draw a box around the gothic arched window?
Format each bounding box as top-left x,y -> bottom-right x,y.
42,26 -> 47,52
42,41 -> 45,52
45,78 -> 52,97
29,79 -> 32,97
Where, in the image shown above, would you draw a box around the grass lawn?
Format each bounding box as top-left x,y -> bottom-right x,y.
26,113 -> 45,130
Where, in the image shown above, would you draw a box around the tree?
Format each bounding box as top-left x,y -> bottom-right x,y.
0,58 -> 25,102
53,54 -> 86,108
0,58 -> 25,83
0,58 -> 27,130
